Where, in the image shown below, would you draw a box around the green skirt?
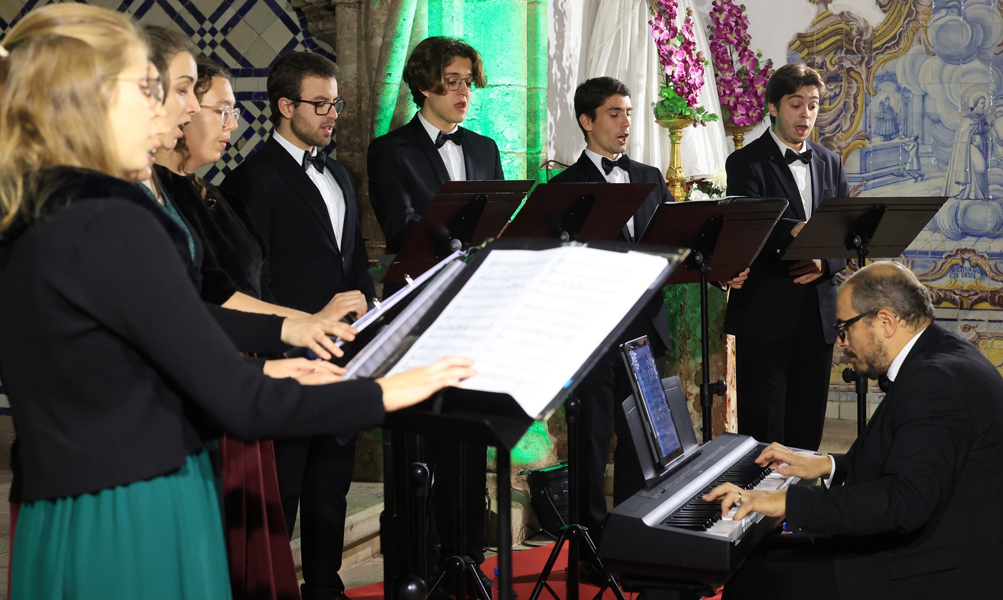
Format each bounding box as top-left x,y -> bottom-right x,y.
11,450 -> 232,600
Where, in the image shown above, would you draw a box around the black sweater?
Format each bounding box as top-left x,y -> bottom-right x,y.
0,169 -> 384,501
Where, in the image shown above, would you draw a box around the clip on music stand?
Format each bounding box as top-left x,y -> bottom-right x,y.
781,195 -> 947,436
499,181 -> 655,242
639,198 -> 789,443
384,180 -> 533,285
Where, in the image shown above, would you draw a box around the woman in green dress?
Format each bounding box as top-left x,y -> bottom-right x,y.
0,6 -> 475,599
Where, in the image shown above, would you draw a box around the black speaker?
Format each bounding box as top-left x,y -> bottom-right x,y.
525,463 -> 570,538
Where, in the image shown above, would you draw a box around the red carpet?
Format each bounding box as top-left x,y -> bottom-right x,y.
346,542 -> 722,599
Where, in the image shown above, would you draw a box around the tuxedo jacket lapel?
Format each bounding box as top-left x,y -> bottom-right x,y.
461,130 -> 478,181
808,140 -> 825,214
575,152 -> 633,240
408,115 -> 451,185
327,159 -> 356,272
264,138 -> 341,253
575,152 -> 607,183
765,142 -> 807,221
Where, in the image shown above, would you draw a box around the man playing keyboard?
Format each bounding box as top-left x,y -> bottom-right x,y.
706,261 -> 1003,599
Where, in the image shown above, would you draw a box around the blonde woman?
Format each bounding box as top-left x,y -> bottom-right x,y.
0,5 -> 474,599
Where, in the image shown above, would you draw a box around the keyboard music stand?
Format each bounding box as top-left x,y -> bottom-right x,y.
781,195 -> 946,436
639,198 -> 789,443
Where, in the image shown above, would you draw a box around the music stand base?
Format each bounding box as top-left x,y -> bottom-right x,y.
428,555 -> 490,600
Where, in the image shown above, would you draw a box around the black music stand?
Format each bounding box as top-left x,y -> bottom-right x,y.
500,182 -> 654,242
782,195 -> 947,436
501,183 -> 651,600
360,239 -> 686,600
384,180 -> 533,285
639,198 -> 789,443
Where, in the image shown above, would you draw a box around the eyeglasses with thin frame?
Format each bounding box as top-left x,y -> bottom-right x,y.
113,75 -> 164,103
444,76 -> 475,92
199,104 -> 242,127
834,308 -> 881,343
291,98 -> 345,116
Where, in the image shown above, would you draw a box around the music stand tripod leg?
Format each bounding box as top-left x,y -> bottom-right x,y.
528,397 -> 626,600
427,439 -> 489,600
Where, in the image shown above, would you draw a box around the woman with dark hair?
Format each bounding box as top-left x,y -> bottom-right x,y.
138,26 -> 357,361
156,55 -> 304,600
0,5 -> 475,599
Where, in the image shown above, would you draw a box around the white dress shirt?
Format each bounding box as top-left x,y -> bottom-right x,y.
823,327 -> 928,486
584,147 -> 635,238
418,111 -> 466,182
769,128 -> 812,220
274,131 -> 345,250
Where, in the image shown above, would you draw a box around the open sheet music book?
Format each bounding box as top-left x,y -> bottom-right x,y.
345,243 -> 681,419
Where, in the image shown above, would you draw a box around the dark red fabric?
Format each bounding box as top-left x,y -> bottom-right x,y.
219,435 -> 301,600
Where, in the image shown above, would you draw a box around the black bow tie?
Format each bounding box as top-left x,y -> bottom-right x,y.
434,129 -> 465,149
877,374 -> 894,394
785,148 -> 813,165
601,154 -> 630,175
302,150 -> 328,173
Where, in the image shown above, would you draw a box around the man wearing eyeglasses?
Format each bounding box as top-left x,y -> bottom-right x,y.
367,36 -> 505,253
704,261 -> 1003,599
221,50 -> 374,600
366,36 -> 504,596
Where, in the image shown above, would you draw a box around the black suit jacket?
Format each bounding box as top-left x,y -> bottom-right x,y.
367,114 -> 505,252
786,324 -> 1003,597
549,152 -> 672,353
724,131 -> 849,343
221,136 -> 374,314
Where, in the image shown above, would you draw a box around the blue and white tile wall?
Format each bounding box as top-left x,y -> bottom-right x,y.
0,0 -> 332,184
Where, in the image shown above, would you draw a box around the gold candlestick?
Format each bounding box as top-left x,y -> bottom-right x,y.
724,122 -> 757,150
656,117 -> 694,202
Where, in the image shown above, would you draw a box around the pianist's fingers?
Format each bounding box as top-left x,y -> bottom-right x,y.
733,489 -> 787,521
376,356 -> 478,412
702,482 -> 743,511
756,443 -> 797,468
758,444 -> 832,480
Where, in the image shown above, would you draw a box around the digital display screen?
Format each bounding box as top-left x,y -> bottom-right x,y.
624,338 -> 683,467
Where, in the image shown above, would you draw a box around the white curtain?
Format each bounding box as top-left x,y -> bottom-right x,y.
550,0 -> 729,180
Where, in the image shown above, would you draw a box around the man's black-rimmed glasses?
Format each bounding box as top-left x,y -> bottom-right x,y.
834,309 -> 881,343
292,98 -> 346,116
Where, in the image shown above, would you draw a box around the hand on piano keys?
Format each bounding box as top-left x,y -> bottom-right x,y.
702,481 -> 787,523
755,442 -> 833,480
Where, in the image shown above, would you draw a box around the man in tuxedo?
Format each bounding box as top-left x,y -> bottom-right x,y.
549,76 -> 675,546
724,63 -> 848,451
366,36 -> 503,591
706,261 -> 1003,599
221,51 -> 374,600
368,36 -> 504,253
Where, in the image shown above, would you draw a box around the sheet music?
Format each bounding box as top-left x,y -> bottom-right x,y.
387,245 -> 670,417
335,250 -> 465,347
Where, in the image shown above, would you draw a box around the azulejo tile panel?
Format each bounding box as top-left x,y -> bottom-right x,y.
0,0 -> 333,184
787,0 -> 1003,381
